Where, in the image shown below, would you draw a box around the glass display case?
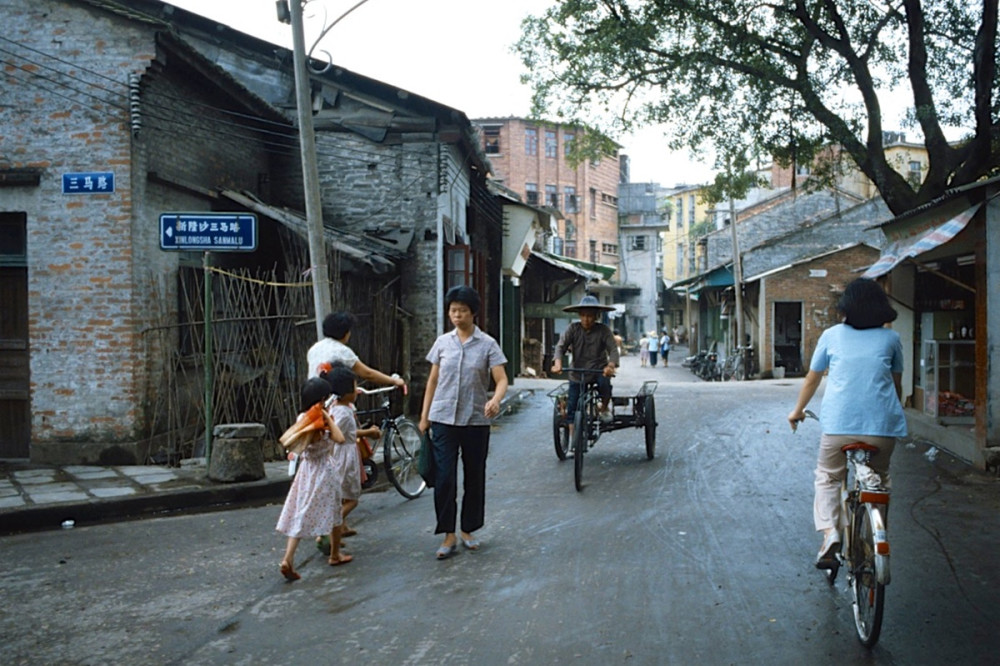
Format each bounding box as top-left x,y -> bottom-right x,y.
920,339 -> 975,420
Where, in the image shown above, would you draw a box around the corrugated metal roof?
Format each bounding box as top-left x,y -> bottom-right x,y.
221,190 -> 399,270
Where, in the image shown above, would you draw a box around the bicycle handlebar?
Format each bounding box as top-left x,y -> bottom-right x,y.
357,384 -> 401,396
790,409 -> 818,434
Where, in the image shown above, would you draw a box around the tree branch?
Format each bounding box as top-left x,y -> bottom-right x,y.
953,0 -> 998,183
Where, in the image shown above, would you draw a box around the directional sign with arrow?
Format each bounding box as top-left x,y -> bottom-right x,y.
159,213 -> 257,251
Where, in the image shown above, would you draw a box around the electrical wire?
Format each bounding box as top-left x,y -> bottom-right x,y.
1,33 -> 483,216
0,39 -> 454,178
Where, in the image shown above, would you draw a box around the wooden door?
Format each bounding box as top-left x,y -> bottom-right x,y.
0,212 -> 29,458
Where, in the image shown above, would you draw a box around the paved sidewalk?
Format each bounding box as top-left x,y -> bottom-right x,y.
0,458 -> 295,535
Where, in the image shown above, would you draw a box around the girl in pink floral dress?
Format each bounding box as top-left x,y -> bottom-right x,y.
276,377 -> 345,580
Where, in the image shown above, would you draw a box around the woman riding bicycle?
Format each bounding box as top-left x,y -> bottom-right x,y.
551,294 -> 619,425
787,278 -> 907,569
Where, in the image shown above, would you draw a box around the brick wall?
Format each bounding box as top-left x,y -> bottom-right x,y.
3,0 -> 153,447
758,244 -> 880,371
3,0 -> 285,459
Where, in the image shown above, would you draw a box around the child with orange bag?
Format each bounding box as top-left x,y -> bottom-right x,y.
275,376 -> 345,580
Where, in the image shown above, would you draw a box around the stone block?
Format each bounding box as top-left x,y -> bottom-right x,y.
212,423 -> 266,439
209,425 -> 266,483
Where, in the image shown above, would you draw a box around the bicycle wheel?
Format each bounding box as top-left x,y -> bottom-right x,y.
643,395 -> 656,459
572,409 -> 585,492
734,353 -> 746,381
382,417 -> 426,499
552,403 -> 570,460
851,503 -> 886,647
721,355 -> 736,381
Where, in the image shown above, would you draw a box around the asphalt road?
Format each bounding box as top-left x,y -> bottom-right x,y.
2,366 -> 998,665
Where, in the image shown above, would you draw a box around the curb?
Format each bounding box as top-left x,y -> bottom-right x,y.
0,477 -> 291,536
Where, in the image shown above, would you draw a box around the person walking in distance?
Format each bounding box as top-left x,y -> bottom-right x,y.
420,286 -> 508,559
659,329 -> 671,368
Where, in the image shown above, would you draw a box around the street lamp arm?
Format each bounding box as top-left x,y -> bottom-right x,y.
304,0 -> 375,74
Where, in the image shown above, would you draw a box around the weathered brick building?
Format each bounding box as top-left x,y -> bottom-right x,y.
474,117 -> 621,270
0,0 -> 501,463
1,0 -> 292,461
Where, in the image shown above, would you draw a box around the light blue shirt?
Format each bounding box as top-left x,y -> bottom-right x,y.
426,326 -> 507,426
810,324 -> 907,437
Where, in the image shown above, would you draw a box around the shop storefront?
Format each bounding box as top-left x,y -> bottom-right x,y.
864,180 -> 1000,468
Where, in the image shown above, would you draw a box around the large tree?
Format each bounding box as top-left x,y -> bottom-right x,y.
517,0 -> 999,215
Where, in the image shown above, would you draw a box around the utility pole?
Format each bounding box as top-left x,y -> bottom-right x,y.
727,159 -> 744,358
288,0 -> 332,339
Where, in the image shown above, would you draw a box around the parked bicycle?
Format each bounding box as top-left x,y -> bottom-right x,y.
721,344 -> 759,381
795,410 -> 890,647
694,342 -> 720,381
355,384 -> 425,499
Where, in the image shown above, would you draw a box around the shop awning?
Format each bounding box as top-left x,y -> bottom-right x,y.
861,204 -> 980,278
529,251 -> 605,281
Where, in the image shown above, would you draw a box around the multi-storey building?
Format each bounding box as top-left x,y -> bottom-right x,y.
473,117 -> 621,272
661,184 -> 713,284
770,132 -> 929,200
618,182 -> 670,338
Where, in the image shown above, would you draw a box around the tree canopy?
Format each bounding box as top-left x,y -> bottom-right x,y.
517,0 -> 999,215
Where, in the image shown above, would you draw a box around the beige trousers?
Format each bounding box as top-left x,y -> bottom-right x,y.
814,433 -> 895,532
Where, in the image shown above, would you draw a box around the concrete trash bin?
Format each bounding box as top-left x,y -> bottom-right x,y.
209,423 -> 266,482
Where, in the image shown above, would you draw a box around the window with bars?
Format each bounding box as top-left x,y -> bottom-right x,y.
564,132 -> 574,155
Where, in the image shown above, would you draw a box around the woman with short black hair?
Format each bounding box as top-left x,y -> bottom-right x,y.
787,278 -> 907,569
419,285 -> 508,559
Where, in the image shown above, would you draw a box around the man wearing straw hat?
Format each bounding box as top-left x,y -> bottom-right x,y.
551,293 -> 619,425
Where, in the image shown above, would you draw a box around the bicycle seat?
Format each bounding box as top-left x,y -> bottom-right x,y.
841,442 -> 880,453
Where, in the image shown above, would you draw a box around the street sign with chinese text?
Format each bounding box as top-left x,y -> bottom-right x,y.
159,213 -> 257,251
62,172 -> 114,194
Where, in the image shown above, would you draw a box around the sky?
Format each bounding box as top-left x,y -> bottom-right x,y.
165,0 -> 716,187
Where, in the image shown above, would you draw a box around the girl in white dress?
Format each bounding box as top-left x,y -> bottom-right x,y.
276,377 -> 345,580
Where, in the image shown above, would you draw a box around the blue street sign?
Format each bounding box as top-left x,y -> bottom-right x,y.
62,172 -> 114,194
159,213 -> 258,252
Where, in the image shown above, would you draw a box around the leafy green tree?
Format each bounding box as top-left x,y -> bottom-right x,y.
517,0 -> 998,215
